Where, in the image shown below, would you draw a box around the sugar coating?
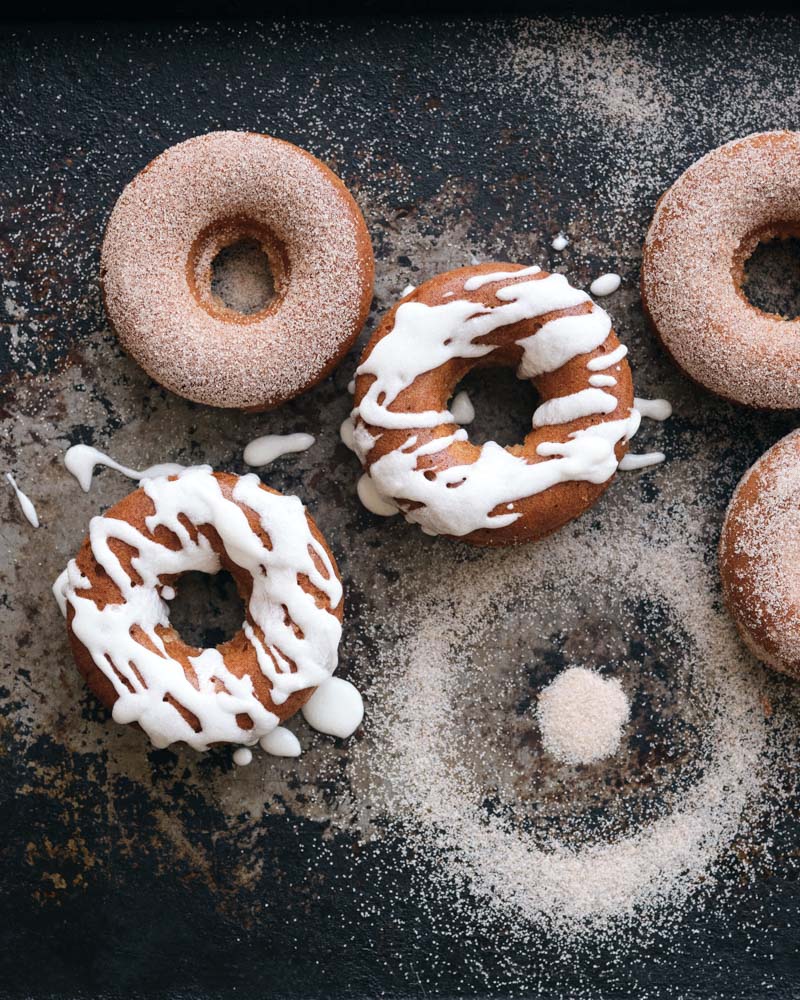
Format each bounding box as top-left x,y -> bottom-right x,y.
642,131 -> 800,409
721,429 -> 800,673
101,131 -> 371,409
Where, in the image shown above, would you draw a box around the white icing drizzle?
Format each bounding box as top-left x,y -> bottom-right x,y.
450,390 -> 475,424
618,451 -> 666,471
357,473 -> 398,516
5,473 -> 39,527
587,344 -> 628,371
301,677 -> 364,738
463,264 -> 542,290
347,378 -> 356,395
401,284 -> 416,297
589,273 -> 621,297
64,444 -> 185,493
260,726 -> 302,757
531,387 -> 618,428
633,396 -> 672,421
233,747 -> 253,766
551,233 -> 569,251
339,416 -> 357,452
589,373 -> 617,388
243,432 -> 315,467
52,467 -> 343,751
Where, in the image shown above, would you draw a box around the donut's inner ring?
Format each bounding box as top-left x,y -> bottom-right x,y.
187,216 -> 290,324
735,222 -> 800,321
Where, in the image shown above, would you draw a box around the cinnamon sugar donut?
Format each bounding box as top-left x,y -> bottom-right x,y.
351,263 -> 641,546
720,429 -> 800,679
53,468 -> 344,750
101,131 -> 374,410
642,131 -> 800,409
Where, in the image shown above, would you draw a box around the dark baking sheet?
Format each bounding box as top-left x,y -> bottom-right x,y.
3,16 -> 800,1000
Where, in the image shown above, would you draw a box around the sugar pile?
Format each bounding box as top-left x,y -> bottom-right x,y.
537,666 -> 630,765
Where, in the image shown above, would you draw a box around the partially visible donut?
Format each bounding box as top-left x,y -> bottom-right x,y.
642,131 -> 800,409
351,263 -> 639,546
53,468 -> 344,750
720,429 -> 800,679
101,131 -> 374,410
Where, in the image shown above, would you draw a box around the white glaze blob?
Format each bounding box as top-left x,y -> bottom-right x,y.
233,747 -> 253,766
450,390 -> 475,424
634,397 -> 673,421
301,677 -> 364,738
260,726 -> 302,757
5,473 -> 39,527
618,452 -> 666,471
64,444 -> 185,493
589,273 -> 622,297
243,432 -> 315,467
551,233 -> 570,251
339,416 -> 357,452
357,473 -> 399,517
53,467 -> 343,751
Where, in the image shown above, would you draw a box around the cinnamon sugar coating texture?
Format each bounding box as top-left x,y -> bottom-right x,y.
642,131 -> 800,409
720,430 -> 800,678
100,131 -> 374,410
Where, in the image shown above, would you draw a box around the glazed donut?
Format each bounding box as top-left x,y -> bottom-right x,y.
53,467 -> 344,750
351,263 -> 639,546
719,429 -> 800,679
642,131 -> 800,409
101,131 -> 374,410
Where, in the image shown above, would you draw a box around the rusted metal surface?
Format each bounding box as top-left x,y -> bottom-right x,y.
2,16 -> 800,999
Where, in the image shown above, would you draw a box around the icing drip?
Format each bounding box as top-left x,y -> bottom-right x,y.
65,444 -> 185,493
618,452 -> 665,471
339,416 -> 357,452
53,467 -> 343,751
589,273 -> 621,297
401,284 -> 416,297
301,677 -> 364,738
551,233 -> 570,251
516,308 -> 611,379
450,390 -> 475,424
243,432 -> 315,467
260,726 -> 302,757
357,473 -> 398,516
618,397 -> 672,470
531,387 -> 618,428
587,344 -> 628,370
634,396 -> 672,421
5,473 -> 39,527
233,747 -> 253,766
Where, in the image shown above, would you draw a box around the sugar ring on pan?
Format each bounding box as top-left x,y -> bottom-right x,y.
642,130 -> 800,409
720,428 -> 800,678
351,263 -> 641,546
101,131 -> 374,410
53,468 -> 344,750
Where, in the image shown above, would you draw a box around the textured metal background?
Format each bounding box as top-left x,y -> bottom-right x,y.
2,17 -> 800,999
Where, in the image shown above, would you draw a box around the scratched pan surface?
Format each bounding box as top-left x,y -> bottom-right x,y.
3,16 -> 800,1000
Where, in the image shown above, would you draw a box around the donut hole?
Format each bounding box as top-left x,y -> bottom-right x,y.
210,238 -> 275,315
449,366 -> 539,447
166,569 -> 245,649
742,234 -> 800,319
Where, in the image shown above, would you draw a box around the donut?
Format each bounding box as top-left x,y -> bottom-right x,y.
719,429 -> 800,679
101,131 -> 374,410
351,263 -> 639,546
642,131 -> 800,409
53,467 -> 344,750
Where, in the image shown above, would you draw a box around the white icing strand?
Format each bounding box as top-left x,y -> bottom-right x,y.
339,416 -> 357,452
243,432 -> 315,467
64,444 -> 185,493
589,374 -> 617,387
634,397 -> 673,421
450,390 -> 475,424
347,378 -> 356,395
590,273 -> 622,297
531,388 -> 618,428
357,473 -> 398,517
5,473 -> 39,527
260,726 -> 302,757
301,677 -> 364,738
619,451 -> 666,471
401,284 -> 416,297
463,265 -> 541,290
587,344 -> 628,371
53,467 -> 343,751
551,233 -> 570,251
233,747 -> 253,766
516,308 -> 611,379
355,273 -> 591,430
